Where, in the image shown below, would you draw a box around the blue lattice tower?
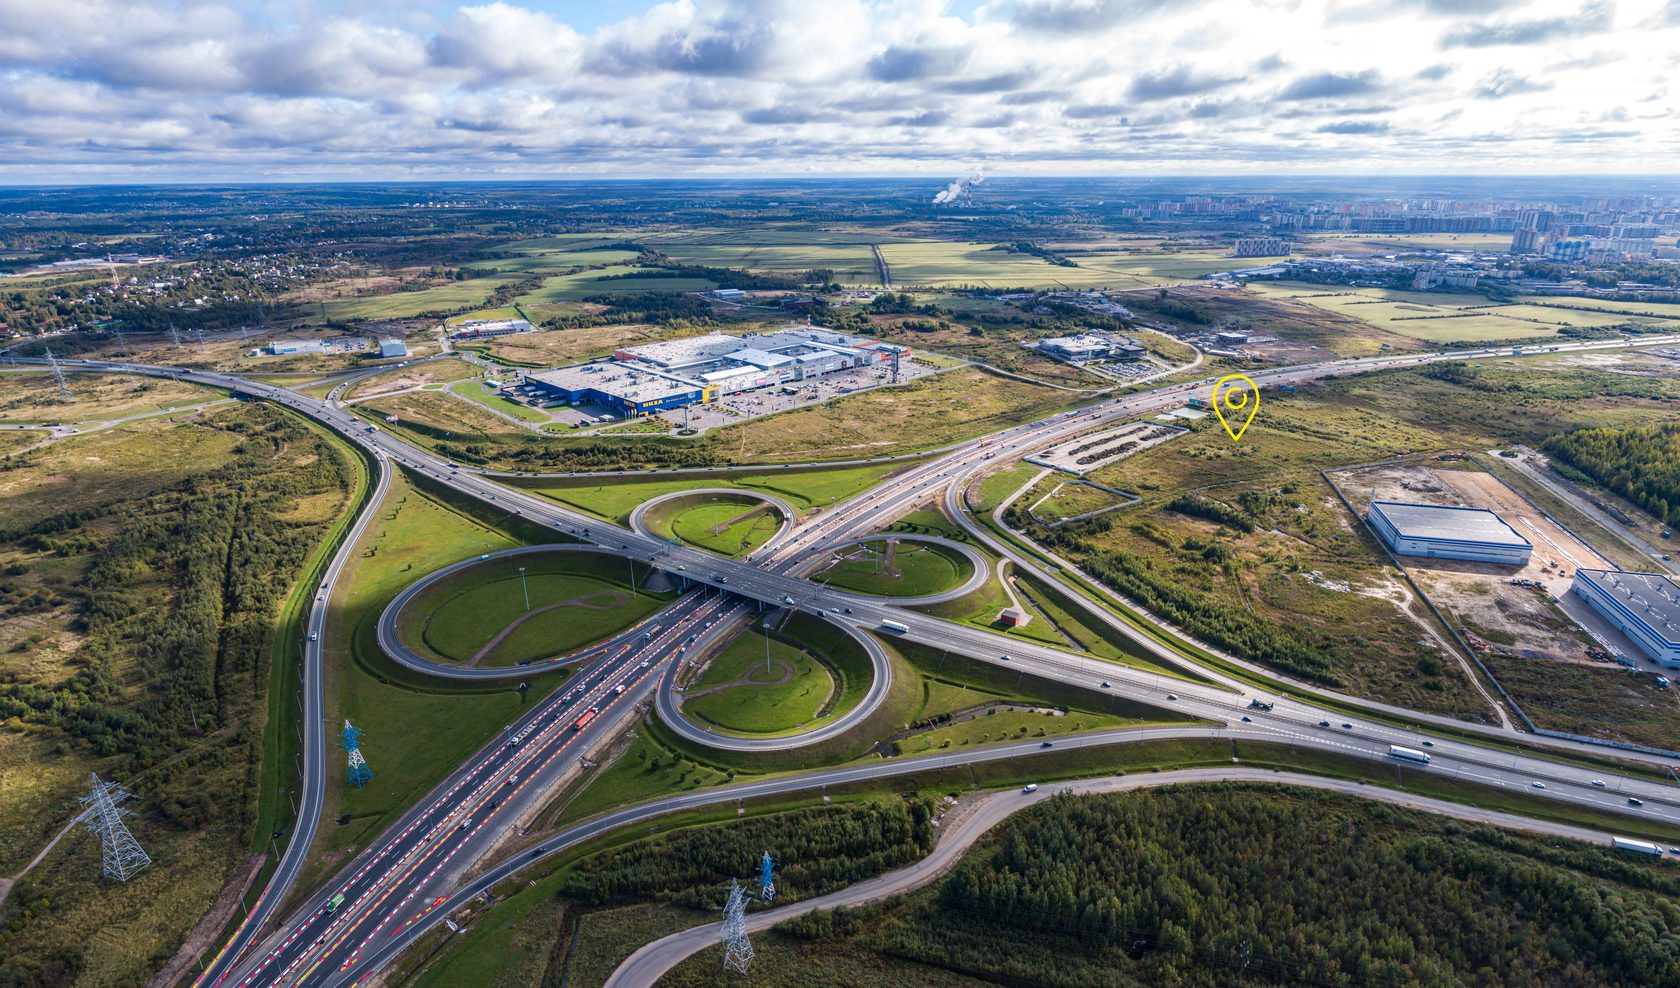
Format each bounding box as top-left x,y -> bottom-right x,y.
340,720 -> 374,788
758,851 -> 776,902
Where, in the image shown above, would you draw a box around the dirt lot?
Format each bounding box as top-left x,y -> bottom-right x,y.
1336,460 -> 1612,663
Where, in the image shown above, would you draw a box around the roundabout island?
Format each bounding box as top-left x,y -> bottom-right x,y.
627,487 -> 794,558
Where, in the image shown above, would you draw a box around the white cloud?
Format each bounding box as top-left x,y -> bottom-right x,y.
0,0 -> 1674,180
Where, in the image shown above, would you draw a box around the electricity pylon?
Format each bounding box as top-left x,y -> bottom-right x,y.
44,347 -> 73,402
80,774 -> 152,883
341,720 -> 374,788
721,879 -> 754,973
758,851 -> 776,902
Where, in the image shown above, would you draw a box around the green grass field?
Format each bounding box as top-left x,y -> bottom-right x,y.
447,378 -> 550,423
402,551 -> 665,666
313,471 -> 572,866
683,632 -> 836,734
528,461 -> 905,522
647,495 -> 785,557
817,539 -> 973,597
317,278 -> 516,321
514,266 -> 717,304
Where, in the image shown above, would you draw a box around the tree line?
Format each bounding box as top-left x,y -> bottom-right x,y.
1545,422 -> 1680,526
781,786 -> 1680,987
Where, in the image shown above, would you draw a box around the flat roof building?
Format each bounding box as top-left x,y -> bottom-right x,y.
1367,500 -> 1532,565
1572,570 -> 1680,668
451,318 -> 531,340
378,338 -> 408,358
267,339 -> 324,355
1037,333 -> 1144,364
525,363 -> 706,417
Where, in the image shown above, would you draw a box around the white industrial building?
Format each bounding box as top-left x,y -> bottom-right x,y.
266,339 -> 324,355
1571,569 -> 1680,668
1367,501 -> 1533,565
1036,333 -> 1145,364
378,338 -> 408,358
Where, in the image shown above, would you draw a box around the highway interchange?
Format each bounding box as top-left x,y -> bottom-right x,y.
27,331 -> 1680,988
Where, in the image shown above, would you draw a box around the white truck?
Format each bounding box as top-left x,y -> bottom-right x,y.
879,619 -> 910,634
1612,836 -> 1662,857
1388,745 -> 1431,765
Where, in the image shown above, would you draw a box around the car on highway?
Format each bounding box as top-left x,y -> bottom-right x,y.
1421,740 -> 1434,747
1531,781 -> 1546,790
1100,681 -> 1110,689
1319,720 -> 1330,727
1241,715 -> 1252,722
1341,722 -> 1352,729
1591,779 -> 1606,787
1022,784 -> 1038,793
1166,693 -> 1178,701
1629,797 -> 1644,806
1000,654 -> 1010,661
308,633 -> 318,642
1041,740 -> 1053,748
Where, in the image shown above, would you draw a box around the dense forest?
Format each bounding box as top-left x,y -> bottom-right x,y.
1545,422 -> 1680,526
778,785 -> 1680,988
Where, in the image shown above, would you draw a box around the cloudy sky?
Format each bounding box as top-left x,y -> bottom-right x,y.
1,0 -> 1677,183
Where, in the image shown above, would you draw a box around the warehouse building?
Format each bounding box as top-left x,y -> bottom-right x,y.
450,318 -> 531,340
266,339 -> 324,355
1367,501 -> 1533,565
378,338 -> 408,358
1571,570 -> 1680,668
524,363 -> 707,417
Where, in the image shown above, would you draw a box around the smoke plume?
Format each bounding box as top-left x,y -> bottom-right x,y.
933,169 -> 986,205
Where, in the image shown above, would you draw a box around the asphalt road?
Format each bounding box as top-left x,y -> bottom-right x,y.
29,332 -> 1680,987
605,765 -> 1663,988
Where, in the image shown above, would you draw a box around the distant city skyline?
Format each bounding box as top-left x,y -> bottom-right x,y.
1,0 -> 1677,183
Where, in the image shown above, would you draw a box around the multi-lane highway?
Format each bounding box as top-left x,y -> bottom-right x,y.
27,332 -> 1680,987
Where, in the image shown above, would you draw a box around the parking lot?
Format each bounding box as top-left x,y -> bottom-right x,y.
653,358 -> 940,433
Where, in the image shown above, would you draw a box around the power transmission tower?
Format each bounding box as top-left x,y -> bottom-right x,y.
720,879 -> 754,974
167,326 -> 182,347
757,851 -> 776,902
44,347 -> 73,402
341,720 -> 374,788
80,773 -> 152,883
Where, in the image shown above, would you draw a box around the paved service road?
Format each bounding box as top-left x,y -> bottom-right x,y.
606,766 -> 1659,988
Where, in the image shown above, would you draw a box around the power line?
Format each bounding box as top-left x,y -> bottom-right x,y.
721,878 -> 754,973
80,773 -> 152,883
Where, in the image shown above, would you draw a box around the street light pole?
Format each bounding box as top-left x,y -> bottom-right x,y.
518,566 -> 529,611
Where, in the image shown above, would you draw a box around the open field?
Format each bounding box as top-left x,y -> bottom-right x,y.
653,243 -> 878,283
0,404 -> 354,984
683,632 -> 835,734
316,277 -> 517,322
815,539 -> 974,597
361,366 -> 1075,471
344,357 -> 476,400
1135,284 -> 1424,359
514,266 -> 717,304
465,248 -> 642,273
0,370 -> 217,424
399,551 -> 666,667
458,322 -> 686,366
1245,281 -> 1680,343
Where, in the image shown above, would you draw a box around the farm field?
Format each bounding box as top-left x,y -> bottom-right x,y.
1244,282 -> 1680,342
514,265 -> 716,304
816,539 -> 974,597
465,248 -> 642,273
317,277 -> 516,321
653,243 -> 878,283
683,633 -> 835,735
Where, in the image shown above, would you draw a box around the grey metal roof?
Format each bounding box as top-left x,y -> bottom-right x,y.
1369,500 -> 1531,548
1576,569 -> 1680,642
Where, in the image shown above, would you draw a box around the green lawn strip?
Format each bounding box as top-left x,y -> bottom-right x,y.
521,461 -> 908,523
655,498 -> 783,557
446,377 -> 550,424
818,540 -> 971,597
289,469 -> 575,902
684,634 -> 833,734
972,462 -> 1042,513
896,707 -> 1151,755
967,502 -> 1680,784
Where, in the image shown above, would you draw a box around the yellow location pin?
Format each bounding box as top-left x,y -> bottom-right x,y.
1211,373 -> 1259,443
